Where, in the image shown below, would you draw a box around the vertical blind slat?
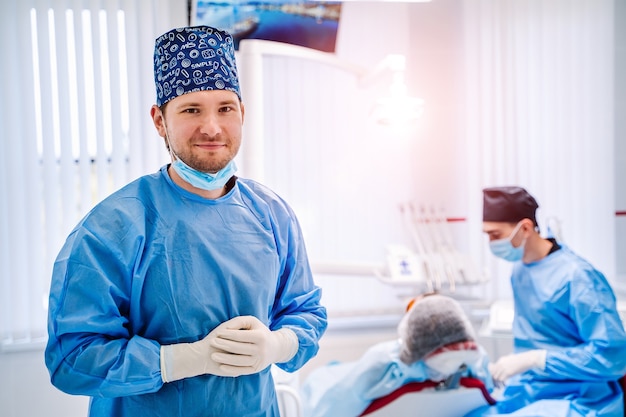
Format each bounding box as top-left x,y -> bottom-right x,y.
88,4 -> 107,202
124,0 -> 144,179
71,4 -> 94,214
0,1 -> 15,340
104,1 -> 126,190
55,1 -> 79,241
23,3 -> 47,338
1,0 -> 25,341
35,5 -> 63,326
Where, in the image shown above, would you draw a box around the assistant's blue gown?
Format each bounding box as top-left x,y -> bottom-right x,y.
467,246 -> 626,417
45,166 -> 327,417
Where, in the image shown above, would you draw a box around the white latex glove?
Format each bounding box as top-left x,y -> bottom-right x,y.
160,320 -> 240,383
209,315 -> 299,377
488,349 -> 547,383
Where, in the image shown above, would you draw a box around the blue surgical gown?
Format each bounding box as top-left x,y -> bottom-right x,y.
300,340 -> 493,417
467,245 -> 626,417
45,166 -> 328,417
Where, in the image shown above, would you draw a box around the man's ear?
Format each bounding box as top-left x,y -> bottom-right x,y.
150,105 -> 166,138
521,218 -> 534,233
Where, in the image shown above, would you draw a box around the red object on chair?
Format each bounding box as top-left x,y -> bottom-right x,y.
360,377 -> 496,416
620,376 -> 626,417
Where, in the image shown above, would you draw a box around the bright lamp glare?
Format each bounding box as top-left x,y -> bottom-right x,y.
373,71 -> 424,126
373,96 -> 424,126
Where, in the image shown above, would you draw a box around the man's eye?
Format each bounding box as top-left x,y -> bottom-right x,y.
183,108 -> 199,113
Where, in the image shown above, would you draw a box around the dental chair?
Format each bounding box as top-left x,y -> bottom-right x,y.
621,376 -> 626,417
273,365 -> 303,417
359,341 -> 496,417
359,374 -> 495,417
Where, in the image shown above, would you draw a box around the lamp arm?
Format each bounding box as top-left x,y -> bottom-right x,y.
237,39 -> 404,85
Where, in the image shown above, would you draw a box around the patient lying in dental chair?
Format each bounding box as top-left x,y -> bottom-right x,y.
300,293 -> 494,417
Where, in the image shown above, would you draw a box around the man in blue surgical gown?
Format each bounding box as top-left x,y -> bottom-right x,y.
44,26 -> 327,417
468,186 -> 626,417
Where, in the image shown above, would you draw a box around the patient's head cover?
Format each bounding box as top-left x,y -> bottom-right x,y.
398,294 -> 481,379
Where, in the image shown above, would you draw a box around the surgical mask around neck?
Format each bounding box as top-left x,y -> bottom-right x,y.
163,118 -> 236,191
489,221 -> 525,262
171,157 -> 237,191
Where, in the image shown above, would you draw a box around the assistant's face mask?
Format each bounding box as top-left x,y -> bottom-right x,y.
489,221 -> 525,262
424,349 -> 480,380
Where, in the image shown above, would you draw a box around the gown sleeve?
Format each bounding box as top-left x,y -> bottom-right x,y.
539,267 -> 626,381
45,206 -> 164,397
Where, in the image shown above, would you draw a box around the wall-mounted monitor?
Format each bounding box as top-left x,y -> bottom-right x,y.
191,1 -> 342,53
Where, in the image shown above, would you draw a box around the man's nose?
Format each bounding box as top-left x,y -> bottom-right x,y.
199,114 -> 222,136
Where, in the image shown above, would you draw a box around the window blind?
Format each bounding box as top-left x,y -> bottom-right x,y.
0,0 -> 175,351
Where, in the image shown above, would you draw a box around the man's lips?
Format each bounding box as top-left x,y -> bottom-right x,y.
195,143 -> 226,150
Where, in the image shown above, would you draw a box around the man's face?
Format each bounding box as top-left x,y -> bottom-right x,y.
152,90 -> 244,173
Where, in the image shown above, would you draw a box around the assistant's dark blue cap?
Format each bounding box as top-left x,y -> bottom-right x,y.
483,186 -> 539,225
154,26 -> 241,106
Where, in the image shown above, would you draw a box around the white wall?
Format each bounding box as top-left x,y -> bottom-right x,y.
0,349 -> 88,417
406,0 -> 467,215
